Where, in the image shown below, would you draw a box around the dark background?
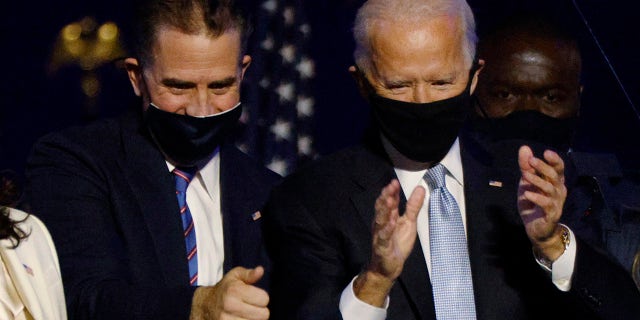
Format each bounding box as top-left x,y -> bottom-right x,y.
2,0 -> 639,189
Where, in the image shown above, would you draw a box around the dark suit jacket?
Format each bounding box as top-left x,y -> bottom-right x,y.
264,132 -> 640,320
562,152 -> 640,274
26,109 -> 280,320
465,130 -> 640,277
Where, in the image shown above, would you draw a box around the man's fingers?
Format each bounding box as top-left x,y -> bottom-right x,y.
374,180 -> 401,227
220,286 -> 270,320
518,145 -> 535,173
528,156 -> 560,184
523,190 -> 552,209
404,185 -> 425,222
238,284 -> 270,308
521,171 -> 555,195
377,212 -> 397,242
543,149 -> 565,180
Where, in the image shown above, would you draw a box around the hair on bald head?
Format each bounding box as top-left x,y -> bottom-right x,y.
353,0 -> 477,74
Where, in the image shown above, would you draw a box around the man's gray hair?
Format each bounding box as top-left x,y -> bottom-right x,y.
353,0 -> 477,73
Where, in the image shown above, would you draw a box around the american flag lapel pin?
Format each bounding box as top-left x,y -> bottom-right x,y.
488,180 -> 503,188
252,211 -> 262,221
23,264 -> 34,276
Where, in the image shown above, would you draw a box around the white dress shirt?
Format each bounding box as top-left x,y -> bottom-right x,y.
339,138 -> 576,320
166,150 -> 225,286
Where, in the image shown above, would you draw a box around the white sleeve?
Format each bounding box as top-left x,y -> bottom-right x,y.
534,224 -> 576,292
339,276 -> 388,320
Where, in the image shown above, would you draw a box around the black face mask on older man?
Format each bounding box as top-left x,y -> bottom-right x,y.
364,67 -> 477,163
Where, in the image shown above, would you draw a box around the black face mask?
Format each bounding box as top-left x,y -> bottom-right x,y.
469,107 -> 577,153
144,103 -> 242,167
367,74 -> 474,163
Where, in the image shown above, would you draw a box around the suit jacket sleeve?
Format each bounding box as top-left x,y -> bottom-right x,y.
571,236 -> 640,318
26,132 -> 196,320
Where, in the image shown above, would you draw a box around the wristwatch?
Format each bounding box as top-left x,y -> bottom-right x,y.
535,225 -> 570,269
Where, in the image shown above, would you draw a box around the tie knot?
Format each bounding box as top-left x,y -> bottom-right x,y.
173,167 -> 197,193
424,163 -> 447,190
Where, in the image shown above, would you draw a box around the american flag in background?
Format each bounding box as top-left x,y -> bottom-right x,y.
238,0 -> 317,177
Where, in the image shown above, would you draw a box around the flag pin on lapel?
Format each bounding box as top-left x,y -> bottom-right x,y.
489,180 -> 503,188
23,264 -> 34,276
252,211 -> 262,221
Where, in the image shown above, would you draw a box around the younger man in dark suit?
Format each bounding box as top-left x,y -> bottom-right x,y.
26,0 -> 279,319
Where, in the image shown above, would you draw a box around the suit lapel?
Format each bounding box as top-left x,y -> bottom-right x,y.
460,133 -> 525,319
349,144 -> 435,319
120,114 -> 190,286
219,145 -> 267,272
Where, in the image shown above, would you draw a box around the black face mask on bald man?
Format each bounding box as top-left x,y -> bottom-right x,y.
362,65 -> 477,163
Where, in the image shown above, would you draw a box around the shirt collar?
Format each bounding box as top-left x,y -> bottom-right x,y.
382,135 -> 464,187
165,147 -> 220,198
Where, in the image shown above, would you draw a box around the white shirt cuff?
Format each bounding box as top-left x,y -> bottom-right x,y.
534,224 -> 576,292
339,276 -> 388,320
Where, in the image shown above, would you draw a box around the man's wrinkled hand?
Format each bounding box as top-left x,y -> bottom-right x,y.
190,266 -> 269,320
517,146 -> 567,261
354,180 -> 424,307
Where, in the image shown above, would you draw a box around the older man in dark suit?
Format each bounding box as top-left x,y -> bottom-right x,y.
26,0 -> 279,319
264,0 -> 640,319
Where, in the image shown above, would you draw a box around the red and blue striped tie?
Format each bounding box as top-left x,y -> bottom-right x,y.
173,167 -> 198,286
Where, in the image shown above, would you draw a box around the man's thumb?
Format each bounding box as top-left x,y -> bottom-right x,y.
236,266 -> 264,284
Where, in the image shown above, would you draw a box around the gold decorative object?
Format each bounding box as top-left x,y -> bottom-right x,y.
48,16 -> 127,117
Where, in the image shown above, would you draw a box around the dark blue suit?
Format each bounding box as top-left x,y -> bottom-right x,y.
264,131 -> 640,320
466,129 -> 640,276
562,152 -> 640,274
26,109 -> 280,320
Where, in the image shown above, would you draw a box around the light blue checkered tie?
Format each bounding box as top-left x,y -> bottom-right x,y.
424,163 -> 476,320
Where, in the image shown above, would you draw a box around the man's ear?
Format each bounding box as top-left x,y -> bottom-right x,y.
349,65 -> 369,99
240,55 -> 252,79
124,57 -> 144,97
469,59 -> 485,95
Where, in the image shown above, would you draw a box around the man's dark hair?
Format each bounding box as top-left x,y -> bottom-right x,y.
479,10 -> 580,55
131,0 -> 251,66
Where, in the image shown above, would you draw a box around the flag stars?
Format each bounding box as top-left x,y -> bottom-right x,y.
239,109 -> 250,124
298,135 -> 313,156
279,44 -> 296,64
267,157 -> 289,176
296,57 -> 315,79
283,7 -> 295,26
271,119 -> 292,141
260,77 -> 271,89
237,143 -> 249,154
296,96 -> 314,117
299,24 -> 311,37
276,82 -> 295,102
261,35 -> 274,51
262,0 -> 278,14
